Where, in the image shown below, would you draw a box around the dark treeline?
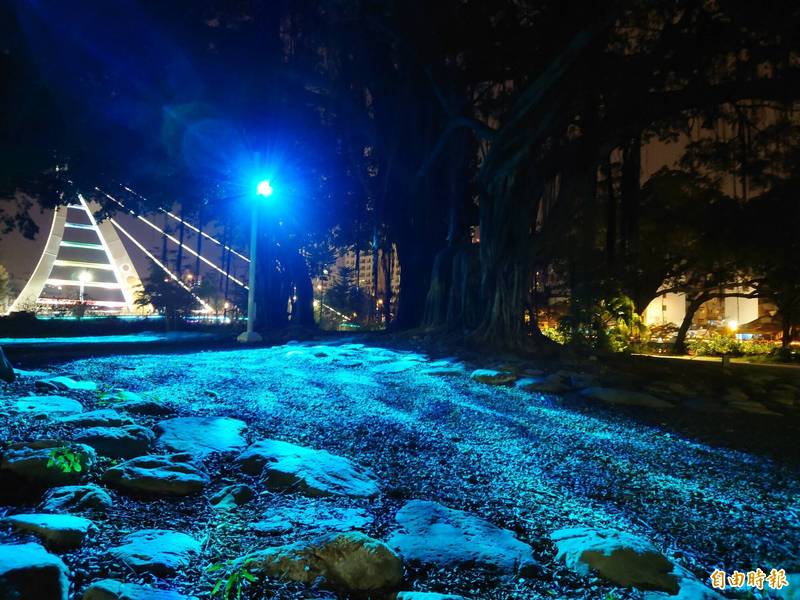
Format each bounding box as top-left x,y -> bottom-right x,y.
1,1 -> 799,349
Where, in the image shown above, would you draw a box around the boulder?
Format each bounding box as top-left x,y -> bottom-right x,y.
155,416 -> 247,458
109,530 -> 200,576
3,513 -> 94,550
251,500 -> 372,535
209,484 -> 255,510
0,542 -> 69,600
42,484 -> 113,512
36,376 -> 97,392
75,425 -> 155,459
58,409 -> 134,428
237,439 -> 379,498
388,500 -> 537,576
14,395 -> 84,416
103,454 -> 209,496
550,527 -> 679,594
580,387 -> 674,409
83,579 -> 197,600
117,398 -> 172,415
1,441 -> 96,486
470,369 -> 517,386
245,531 -> 402,591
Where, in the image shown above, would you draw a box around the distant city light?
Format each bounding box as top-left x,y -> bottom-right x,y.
256,180 -> 273,197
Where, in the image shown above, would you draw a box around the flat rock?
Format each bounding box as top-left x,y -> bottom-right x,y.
155,417 -> 247,458
728,399 -> 781,416
103,454 -> 209,496
1,440 -> 96,486
13,368 -> 50,379
252,499 -> 372,535
388,500 -> 537,576
245,531 -> 402,591
58,409 -> 134,428
36,376 -> 97,392
14,395 -> 84,416
373,360 -> 422,373
3,513 -> 94,550
42,484 -> 113,512
470,369 -> 517,386
520,373 -> 572,394
551,527 -> 679,594
580,387 -> 674,409
75,425 -> 155,459
421,365 -> 466,377
237,439 -> 380,498
83,579 -> 198,600
110,530 -> 200,576
209,484 -> 256,510
0,542 -> 69,600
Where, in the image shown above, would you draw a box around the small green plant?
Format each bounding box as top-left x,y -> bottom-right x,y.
208,560 -> 257,600
47,447 -> 83,473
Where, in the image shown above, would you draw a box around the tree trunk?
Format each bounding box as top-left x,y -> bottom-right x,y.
289,251 -> 315,328
394,239 -> 434,330
781,312 -> 791,349
422,246 -> 455,328
447,245 -> 481,330
673,293 -> 707,354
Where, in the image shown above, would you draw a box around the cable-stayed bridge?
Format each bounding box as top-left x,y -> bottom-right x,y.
7,186 -> 352,323
8,187 -> 250,315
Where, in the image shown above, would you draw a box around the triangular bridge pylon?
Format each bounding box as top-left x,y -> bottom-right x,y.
9,194 -> 149,314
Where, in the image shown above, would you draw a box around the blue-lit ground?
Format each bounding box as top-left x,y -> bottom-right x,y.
2,341 -> 799,598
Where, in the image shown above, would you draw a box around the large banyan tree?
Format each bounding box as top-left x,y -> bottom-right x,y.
405,0 -> 800,348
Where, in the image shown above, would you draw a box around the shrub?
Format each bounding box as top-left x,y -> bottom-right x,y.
687,333 -> 741,356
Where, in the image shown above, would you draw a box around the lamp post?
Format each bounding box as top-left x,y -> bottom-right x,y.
237,180 -> 273,343
78,271 -> 91,302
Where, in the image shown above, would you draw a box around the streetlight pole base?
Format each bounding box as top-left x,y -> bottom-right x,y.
236,330 -> 263,343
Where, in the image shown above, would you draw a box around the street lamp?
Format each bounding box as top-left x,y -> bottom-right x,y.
78,271 -> 91,302
237,179 -> 273,343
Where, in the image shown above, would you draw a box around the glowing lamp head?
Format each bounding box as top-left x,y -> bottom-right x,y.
78,271 -> 92,283
727,319 -> 738,332
256,179 -> 273,198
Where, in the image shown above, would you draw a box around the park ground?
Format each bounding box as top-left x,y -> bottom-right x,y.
1,333 -> 799,599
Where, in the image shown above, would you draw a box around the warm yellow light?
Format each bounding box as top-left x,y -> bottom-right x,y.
727,320 -> 738,332
317,284 -> 323,291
